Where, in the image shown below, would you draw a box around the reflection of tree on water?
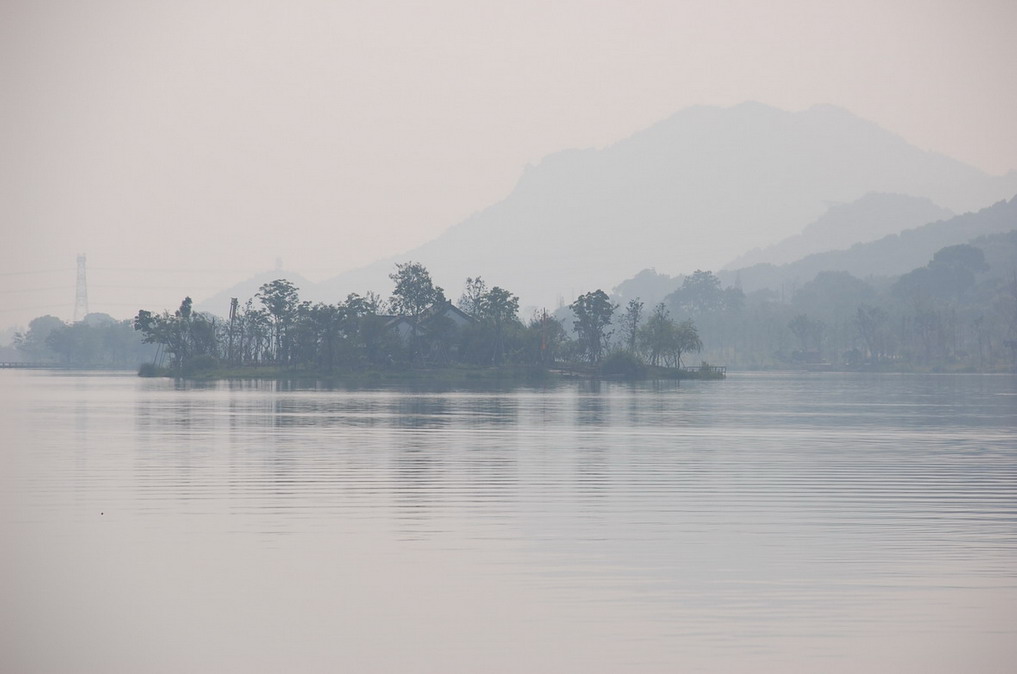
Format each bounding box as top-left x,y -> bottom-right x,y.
388,395 -> 450,538
393,395 -> 452,429
573,384 -> 612,506
575,443 -> 610,505
459,394 -> 520,427
631,379 -> 687,426
576,382 -> 607,426
391,443 -> 443,539
388,393 -> 523,539
133,390 -> 225,513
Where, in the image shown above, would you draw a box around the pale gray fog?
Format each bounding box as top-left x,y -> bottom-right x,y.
4,2 -> 1017,326
3,370 -> 1015,673
5,3 -> 1017,672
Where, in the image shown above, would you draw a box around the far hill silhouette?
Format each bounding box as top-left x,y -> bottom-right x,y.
208,103 -> 1017,310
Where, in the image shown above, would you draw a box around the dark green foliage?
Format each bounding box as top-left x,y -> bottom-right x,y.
121,257 -> 710,378
855,305 -> 891,362
475,286 -> 520,364
599,351 -> 645,378
256,279 -> 301,364
131,264 -> 552,376
569,289 -> 616,364
637,304 -> 702,368
389,262 -> 442,320
895,244 -> 988,301
525,310 -> 565,367
137,363 -> 165,377
133,297 -> 220,374
457,276 -> 487,316
101,228 -> 1017,377
15,314 -> 155,368
13,315 -> 65,360
620,299 -> 643,353
126,267 -> 680,378
721,196 -> 1017,296
788,314 -> 825,359
184,354 -> 219,375
457,286 -> 528,367
609,233 -> 1017,371
794,271 -> 874,320
666,270 -> 744,317
388,262 -> 448,362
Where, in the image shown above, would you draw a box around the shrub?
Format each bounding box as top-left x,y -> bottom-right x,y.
183,354 -> 219,375
599,351 -> 645,379
137,362 -> 165,377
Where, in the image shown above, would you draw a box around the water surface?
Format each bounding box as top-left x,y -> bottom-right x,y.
2,371 -> 1015,673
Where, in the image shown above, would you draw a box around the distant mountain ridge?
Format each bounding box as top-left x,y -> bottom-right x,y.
726,193 -> 954,269
717,195 -> 1017,293
201,103 -> 1017,311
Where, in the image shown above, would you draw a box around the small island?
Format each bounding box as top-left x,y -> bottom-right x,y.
132,262 -> 721,383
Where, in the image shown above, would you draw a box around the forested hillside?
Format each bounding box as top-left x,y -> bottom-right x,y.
626,237 -> 1017,371
718,195 -> 1017,294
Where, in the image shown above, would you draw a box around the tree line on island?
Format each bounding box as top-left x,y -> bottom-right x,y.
130,261 -> 708,378
11,235 -> 1017,374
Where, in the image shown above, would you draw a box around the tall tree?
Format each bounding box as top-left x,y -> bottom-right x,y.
669,270 -> 725,315
671,319 -> 703,368
476,286 -> 520,364
638,303 -> 673,366
256,279 -> 301,363
528,310 -> 565,366
855,305 -> 889,362
570,290 -> 616,364
389,262 -> 441,320
457,276 -> 487,316
620,298 -> 643,353
389,262 -> 446,362
637,305 -> 703,368
134,297 -> 199,374
14,315 -> 65,361
789,313 -> 824,355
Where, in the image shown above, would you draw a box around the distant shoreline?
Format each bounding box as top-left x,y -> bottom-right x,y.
137,363 -> 727,384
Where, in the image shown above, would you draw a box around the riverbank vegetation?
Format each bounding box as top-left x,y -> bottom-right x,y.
621,239 -> 1017,373
128,263 -> 711,381
12,235 -> 1015,376
12,313 -> 156,368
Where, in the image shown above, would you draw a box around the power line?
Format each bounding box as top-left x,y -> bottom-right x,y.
0,304 -> 70,314
0,268 -> 73,277
2,266 -> 320,278
91,267 -> 260,274
0,286 -> 73,295
90,284 -> 223,291
92,302 -> 167,307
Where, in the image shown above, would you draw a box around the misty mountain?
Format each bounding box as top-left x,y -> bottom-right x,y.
307,103 -> 1016,309
726,192 -> 954,269
717,195 -> 1017,294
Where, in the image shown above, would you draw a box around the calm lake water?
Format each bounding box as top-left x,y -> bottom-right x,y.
2,370 -> 1015,673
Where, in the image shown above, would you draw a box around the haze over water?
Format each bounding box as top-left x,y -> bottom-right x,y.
2,370 -> 1016,672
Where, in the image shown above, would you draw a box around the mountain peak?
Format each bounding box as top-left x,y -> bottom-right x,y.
308,104 -> 1017,310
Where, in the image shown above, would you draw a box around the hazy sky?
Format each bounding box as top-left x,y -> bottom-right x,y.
2,0 -> 1015,329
